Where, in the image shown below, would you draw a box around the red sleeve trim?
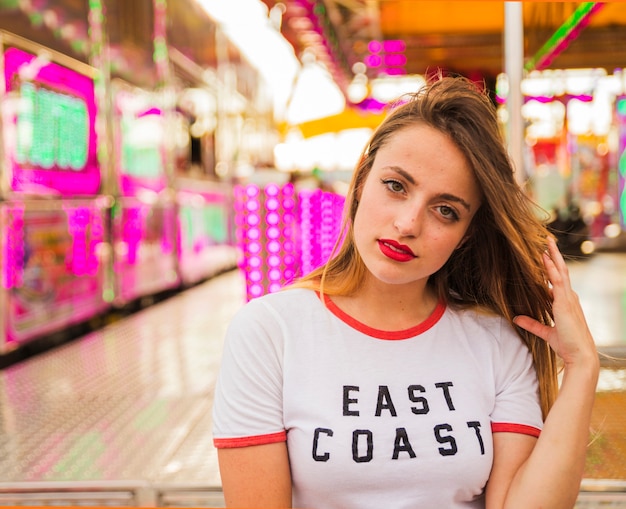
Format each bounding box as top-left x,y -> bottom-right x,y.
213,431 -> 287,449
491,422 -> 541,438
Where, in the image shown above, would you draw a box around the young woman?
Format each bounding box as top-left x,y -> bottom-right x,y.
212,76 -> 599,509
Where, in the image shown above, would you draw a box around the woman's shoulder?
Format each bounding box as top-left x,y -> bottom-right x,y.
446,304 -> 518,344
446,302 -> 504,324
444,306 -> 533,372
237,287 -> 320,318
226,288 -> 320,342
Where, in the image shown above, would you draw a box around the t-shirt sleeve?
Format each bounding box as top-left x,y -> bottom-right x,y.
490,320 -> 543,437
212,297 -> 287,448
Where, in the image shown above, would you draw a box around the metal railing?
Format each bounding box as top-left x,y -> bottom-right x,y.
2,480 -> 626,507
0,481 -> 225,507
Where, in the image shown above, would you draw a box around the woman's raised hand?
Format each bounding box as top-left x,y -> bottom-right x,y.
513,236 -> 599,371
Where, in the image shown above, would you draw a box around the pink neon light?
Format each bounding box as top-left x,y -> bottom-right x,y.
3,47 -> 100,195
384,54 -> 407,67
384,67 -> 407,76
365,54 -> 382,68
266,183 -> 280,196
267,211 -> 279,224
297,189 -> 345,276
114,92 -> 168,195
64,205 -> 103,277
368,40 -> 382,53
2,204 -> 25,289
119,175 -> 168,196
383,39 -> 406,53
235,183 -> 344,301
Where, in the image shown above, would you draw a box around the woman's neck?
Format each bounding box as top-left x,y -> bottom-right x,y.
331,277 -> 438,331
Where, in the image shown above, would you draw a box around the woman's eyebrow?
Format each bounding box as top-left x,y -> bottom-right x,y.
386,166 -> 415,185
386,166 -> 473,212
438,193 -> 472,212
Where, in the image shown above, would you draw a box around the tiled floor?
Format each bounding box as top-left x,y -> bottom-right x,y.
0,254 -> 625,507
0,269 -> 246,506
570,254 -> 626,498
586,386 -> 626,479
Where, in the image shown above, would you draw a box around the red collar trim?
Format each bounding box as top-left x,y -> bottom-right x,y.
321,294 -> 446,340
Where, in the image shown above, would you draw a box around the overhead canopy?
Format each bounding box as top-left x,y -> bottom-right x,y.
268,1 -> 625,143
286,107 -> 386,138
264,1 -> 626,84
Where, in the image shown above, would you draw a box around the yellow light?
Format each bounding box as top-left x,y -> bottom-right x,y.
604,223 -> 622,239
580,240 -> 595,255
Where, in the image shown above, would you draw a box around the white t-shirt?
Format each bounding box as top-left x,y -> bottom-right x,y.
213,288 -> 543,509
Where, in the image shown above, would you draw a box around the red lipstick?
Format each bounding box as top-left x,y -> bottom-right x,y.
378,239 -> 416,262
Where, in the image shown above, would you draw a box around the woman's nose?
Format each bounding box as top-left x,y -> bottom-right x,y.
394,203 -> 423,237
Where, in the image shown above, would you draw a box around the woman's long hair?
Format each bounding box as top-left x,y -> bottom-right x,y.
293,76 -> 558,418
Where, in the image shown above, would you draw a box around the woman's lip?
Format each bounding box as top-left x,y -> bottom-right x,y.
379,239 -> 416,256
378,239 -> 416,262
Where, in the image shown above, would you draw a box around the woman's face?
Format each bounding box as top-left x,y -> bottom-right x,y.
353,123 -> 482,290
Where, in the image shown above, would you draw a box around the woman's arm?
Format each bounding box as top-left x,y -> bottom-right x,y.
218,442 -> 292,508
486,236 -> 600,509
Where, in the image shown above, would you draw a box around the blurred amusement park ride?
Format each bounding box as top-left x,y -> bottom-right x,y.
262,1 -> 626,104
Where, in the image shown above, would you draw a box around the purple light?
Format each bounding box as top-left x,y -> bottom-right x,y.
368,40 -> 382,53
268,269 -> 282,281
269,283 -> 282,293
3,47 -> 100,195
267,211 -> 280,225
2,204 -> 25,289
247,227 -> 260,240
121,207 -> 142,265
356,96 -> 388,113
384,67 -> 407,76
64,205 -> 102,276
268,240 -> 281,254
115,95 -> 168,196
237,182 -> 344,301
248,256 -> 262,268
268,255 -> 281,267
246,214 -> 260,226
295,189 -> 345,277
365,54 -> 382,68
266,197 -> 279,211
383,39 -> 406,52
384,54 -> 407,66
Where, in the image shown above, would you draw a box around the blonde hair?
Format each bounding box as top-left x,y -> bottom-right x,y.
293,76 -> 558,418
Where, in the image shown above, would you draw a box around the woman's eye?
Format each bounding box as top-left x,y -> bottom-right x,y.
382,179 -> 404,193
438,205 -> 459,221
